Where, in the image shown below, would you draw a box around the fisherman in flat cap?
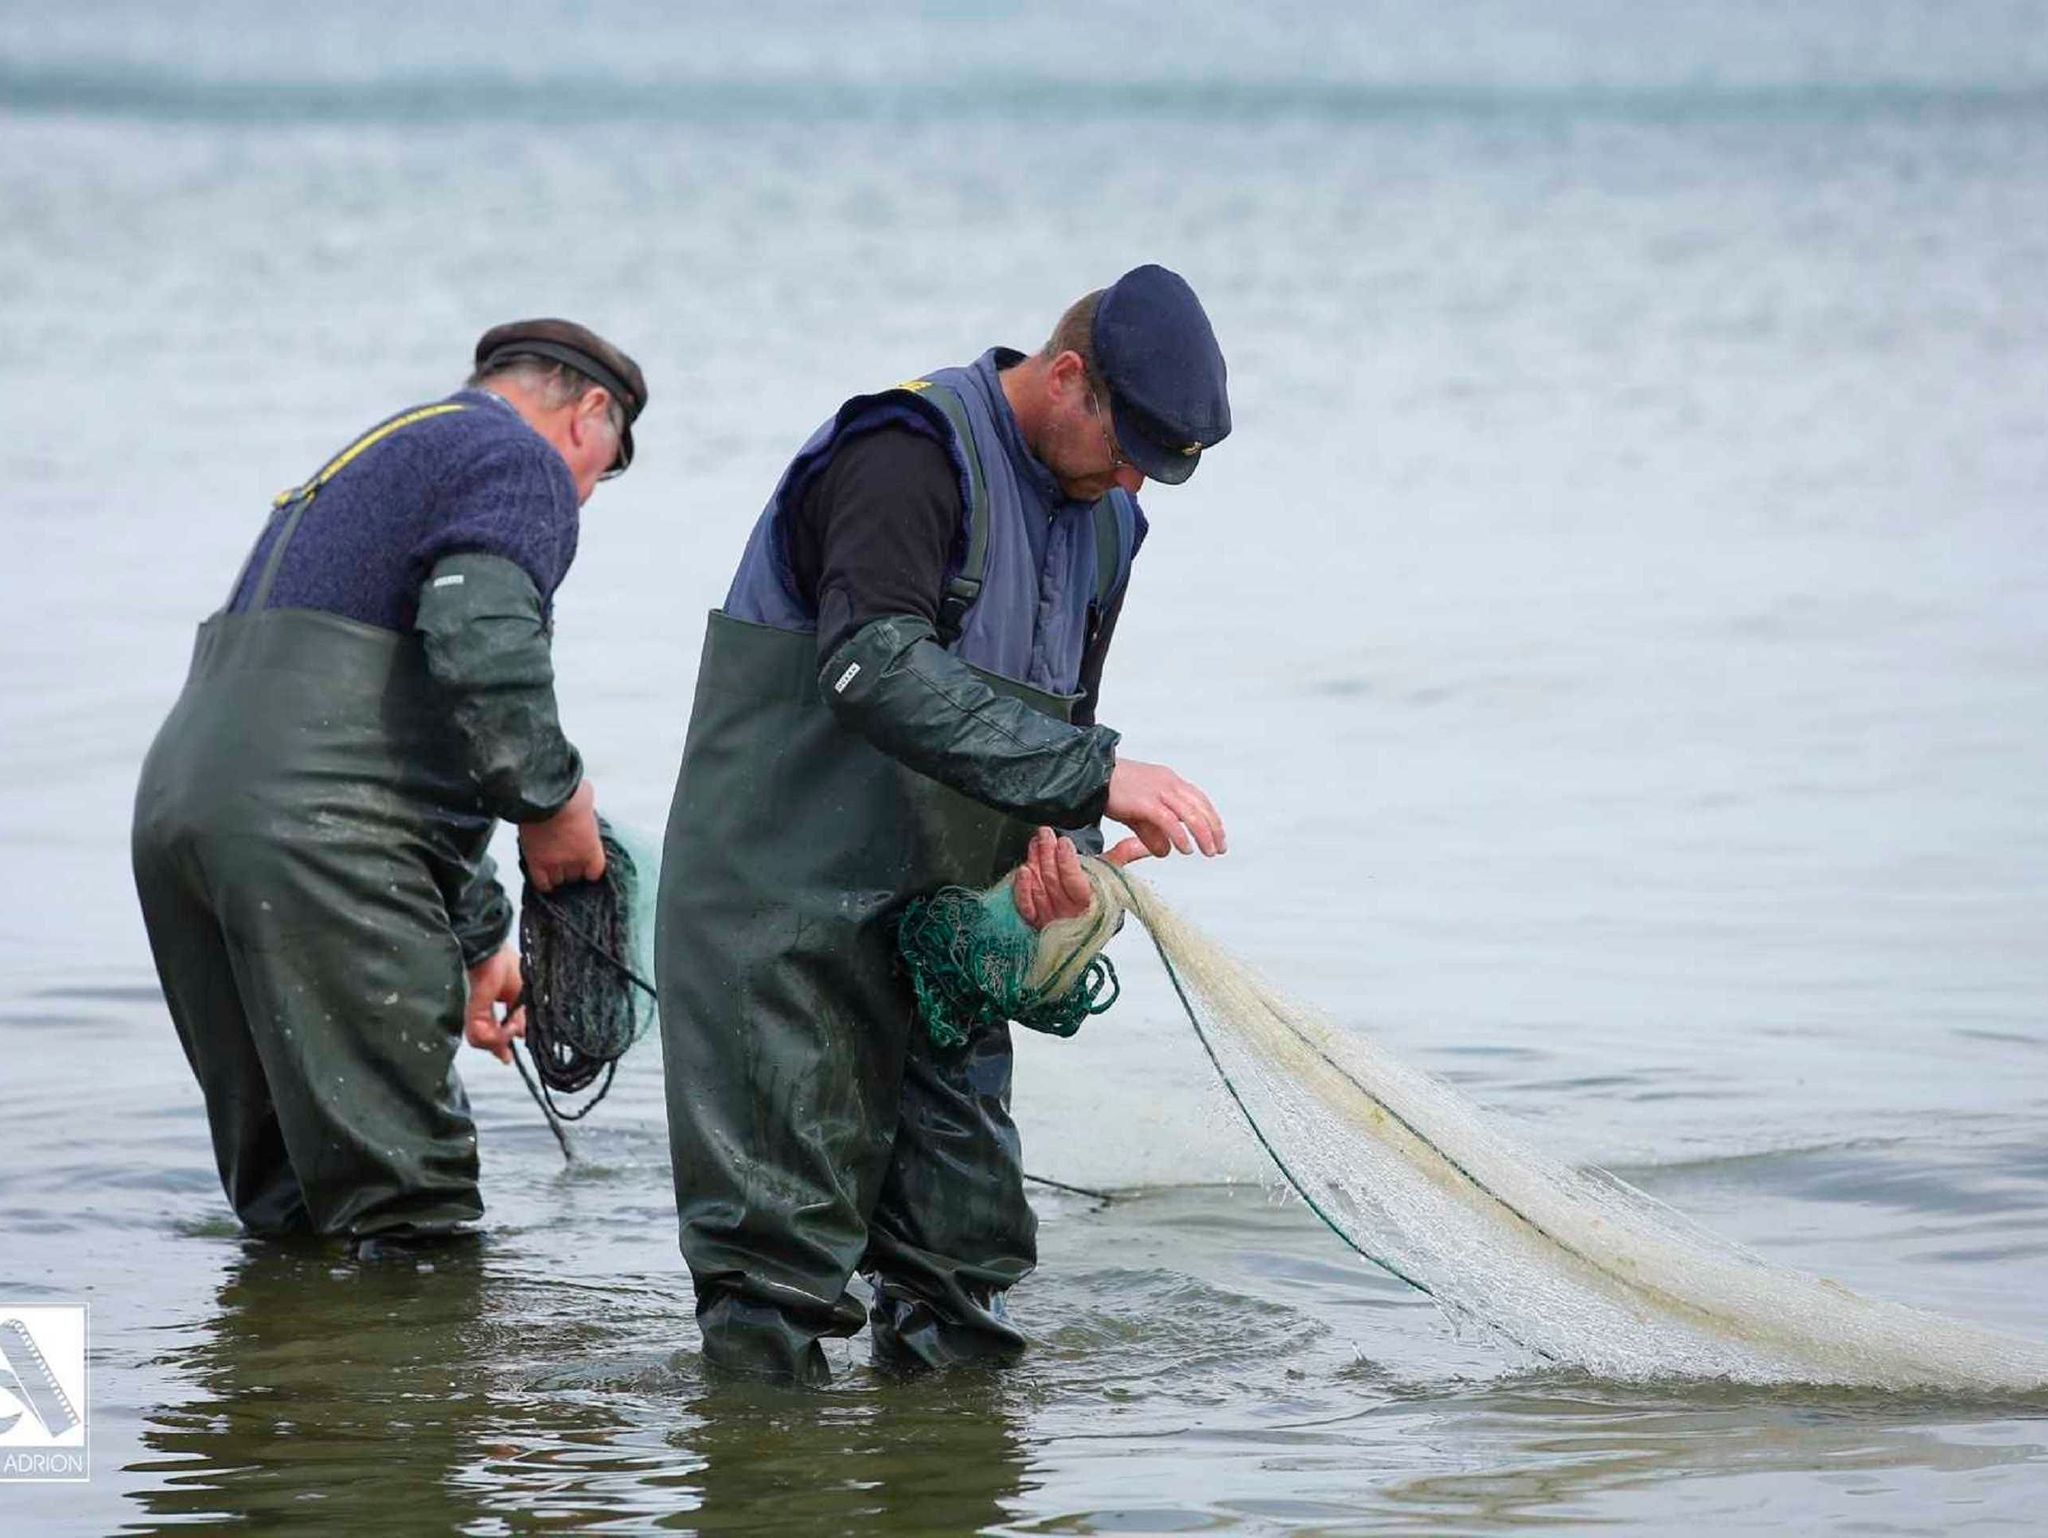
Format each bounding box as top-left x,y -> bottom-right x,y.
657,265 -> 1230,1380
133,320 -> 647,1253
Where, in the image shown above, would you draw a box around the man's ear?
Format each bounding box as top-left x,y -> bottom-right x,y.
571,388 -> 608,447
1048,349 -> 1087,397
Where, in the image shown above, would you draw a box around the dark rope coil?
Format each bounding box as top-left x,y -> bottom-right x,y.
516,819 -> 656,1126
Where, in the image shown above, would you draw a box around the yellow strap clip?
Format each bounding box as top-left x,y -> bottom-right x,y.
272,402 -> 469,509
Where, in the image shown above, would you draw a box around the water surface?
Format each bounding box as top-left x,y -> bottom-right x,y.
3,3 -> 2046,1531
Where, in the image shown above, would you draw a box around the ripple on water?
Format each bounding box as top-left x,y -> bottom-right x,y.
1031,1266 -> 1331,1400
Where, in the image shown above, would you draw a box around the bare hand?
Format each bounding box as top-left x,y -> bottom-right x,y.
464,944 -> 526,1064
1013,826 -> 1149,929
520,779 -> 605,893
1104,757 -> 1226,860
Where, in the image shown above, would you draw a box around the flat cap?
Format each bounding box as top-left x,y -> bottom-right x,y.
1091,265 -> 1230,486
474,318 -> 648,475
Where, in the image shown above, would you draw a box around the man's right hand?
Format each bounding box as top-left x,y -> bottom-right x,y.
520,779 -> 606,892
463,944 -> 526,1064
1104,757 -> 1227,861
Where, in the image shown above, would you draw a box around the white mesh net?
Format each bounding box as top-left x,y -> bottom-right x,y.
1097,864 -> 2048,1392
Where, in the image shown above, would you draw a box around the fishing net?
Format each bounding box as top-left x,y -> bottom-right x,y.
912,855 -> 2048,1392
897,862 -> 1122,1049
514,818 -> 656,1129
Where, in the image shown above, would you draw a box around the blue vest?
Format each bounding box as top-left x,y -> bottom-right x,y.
724,349 -> 1145,696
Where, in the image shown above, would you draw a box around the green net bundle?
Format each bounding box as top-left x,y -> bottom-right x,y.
897,857 -> 1125,1049
516,818 -> 656,1121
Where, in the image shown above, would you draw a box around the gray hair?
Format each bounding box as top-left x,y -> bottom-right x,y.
468,355 -> 624,433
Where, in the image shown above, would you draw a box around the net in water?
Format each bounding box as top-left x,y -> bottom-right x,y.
989,860 -> 2048,1392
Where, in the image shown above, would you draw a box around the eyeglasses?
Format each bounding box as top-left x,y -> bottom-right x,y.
1084,380 -> 1130,474
597,400 -> 629,481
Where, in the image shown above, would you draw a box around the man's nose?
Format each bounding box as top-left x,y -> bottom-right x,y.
1114,465 -> 1146,495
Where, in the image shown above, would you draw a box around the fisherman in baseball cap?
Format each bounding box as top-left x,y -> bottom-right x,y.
655,270 -> 1232,1383
1089,263 -> 1231,485
474,318 -> 649,476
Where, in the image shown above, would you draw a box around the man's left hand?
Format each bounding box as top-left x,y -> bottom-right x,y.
1013,826 -> 1147,929
464,944 -> 526,1064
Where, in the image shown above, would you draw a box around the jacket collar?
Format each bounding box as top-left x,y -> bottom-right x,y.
971,348 -> 1071,511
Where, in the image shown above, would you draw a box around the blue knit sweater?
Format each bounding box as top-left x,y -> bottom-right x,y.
228,389 -> 580,629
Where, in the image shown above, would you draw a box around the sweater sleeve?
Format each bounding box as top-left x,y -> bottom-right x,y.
413,433 -> 581,610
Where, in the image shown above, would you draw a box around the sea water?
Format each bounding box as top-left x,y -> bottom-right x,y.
3,2 -> 2046,1531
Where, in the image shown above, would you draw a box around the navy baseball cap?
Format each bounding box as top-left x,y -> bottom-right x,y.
1090,265 -> 1231,485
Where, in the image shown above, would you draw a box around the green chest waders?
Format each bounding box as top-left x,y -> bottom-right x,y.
131,404 -> 501,1239
657,612 -> 1078,1381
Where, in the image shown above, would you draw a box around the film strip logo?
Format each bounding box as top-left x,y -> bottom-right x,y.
0,1318 -> 81,1441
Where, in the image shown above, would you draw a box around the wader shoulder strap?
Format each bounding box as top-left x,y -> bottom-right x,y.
899,380 -> 989,647
231,401 -> 469,611
1085,492 -> 1128,647
1091,495 -> 1124,611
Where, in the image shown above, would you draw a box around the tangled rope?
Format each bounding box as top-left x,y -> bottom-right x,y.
513,819 -> 656,1149
897,874 -> 1120,1050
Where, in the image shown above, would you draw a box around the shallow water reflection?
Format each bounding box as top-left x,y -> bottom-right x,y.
119,1239 -> 1038,1535
128,1244 -> 534,1532
662,1378 -> 1029,1536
